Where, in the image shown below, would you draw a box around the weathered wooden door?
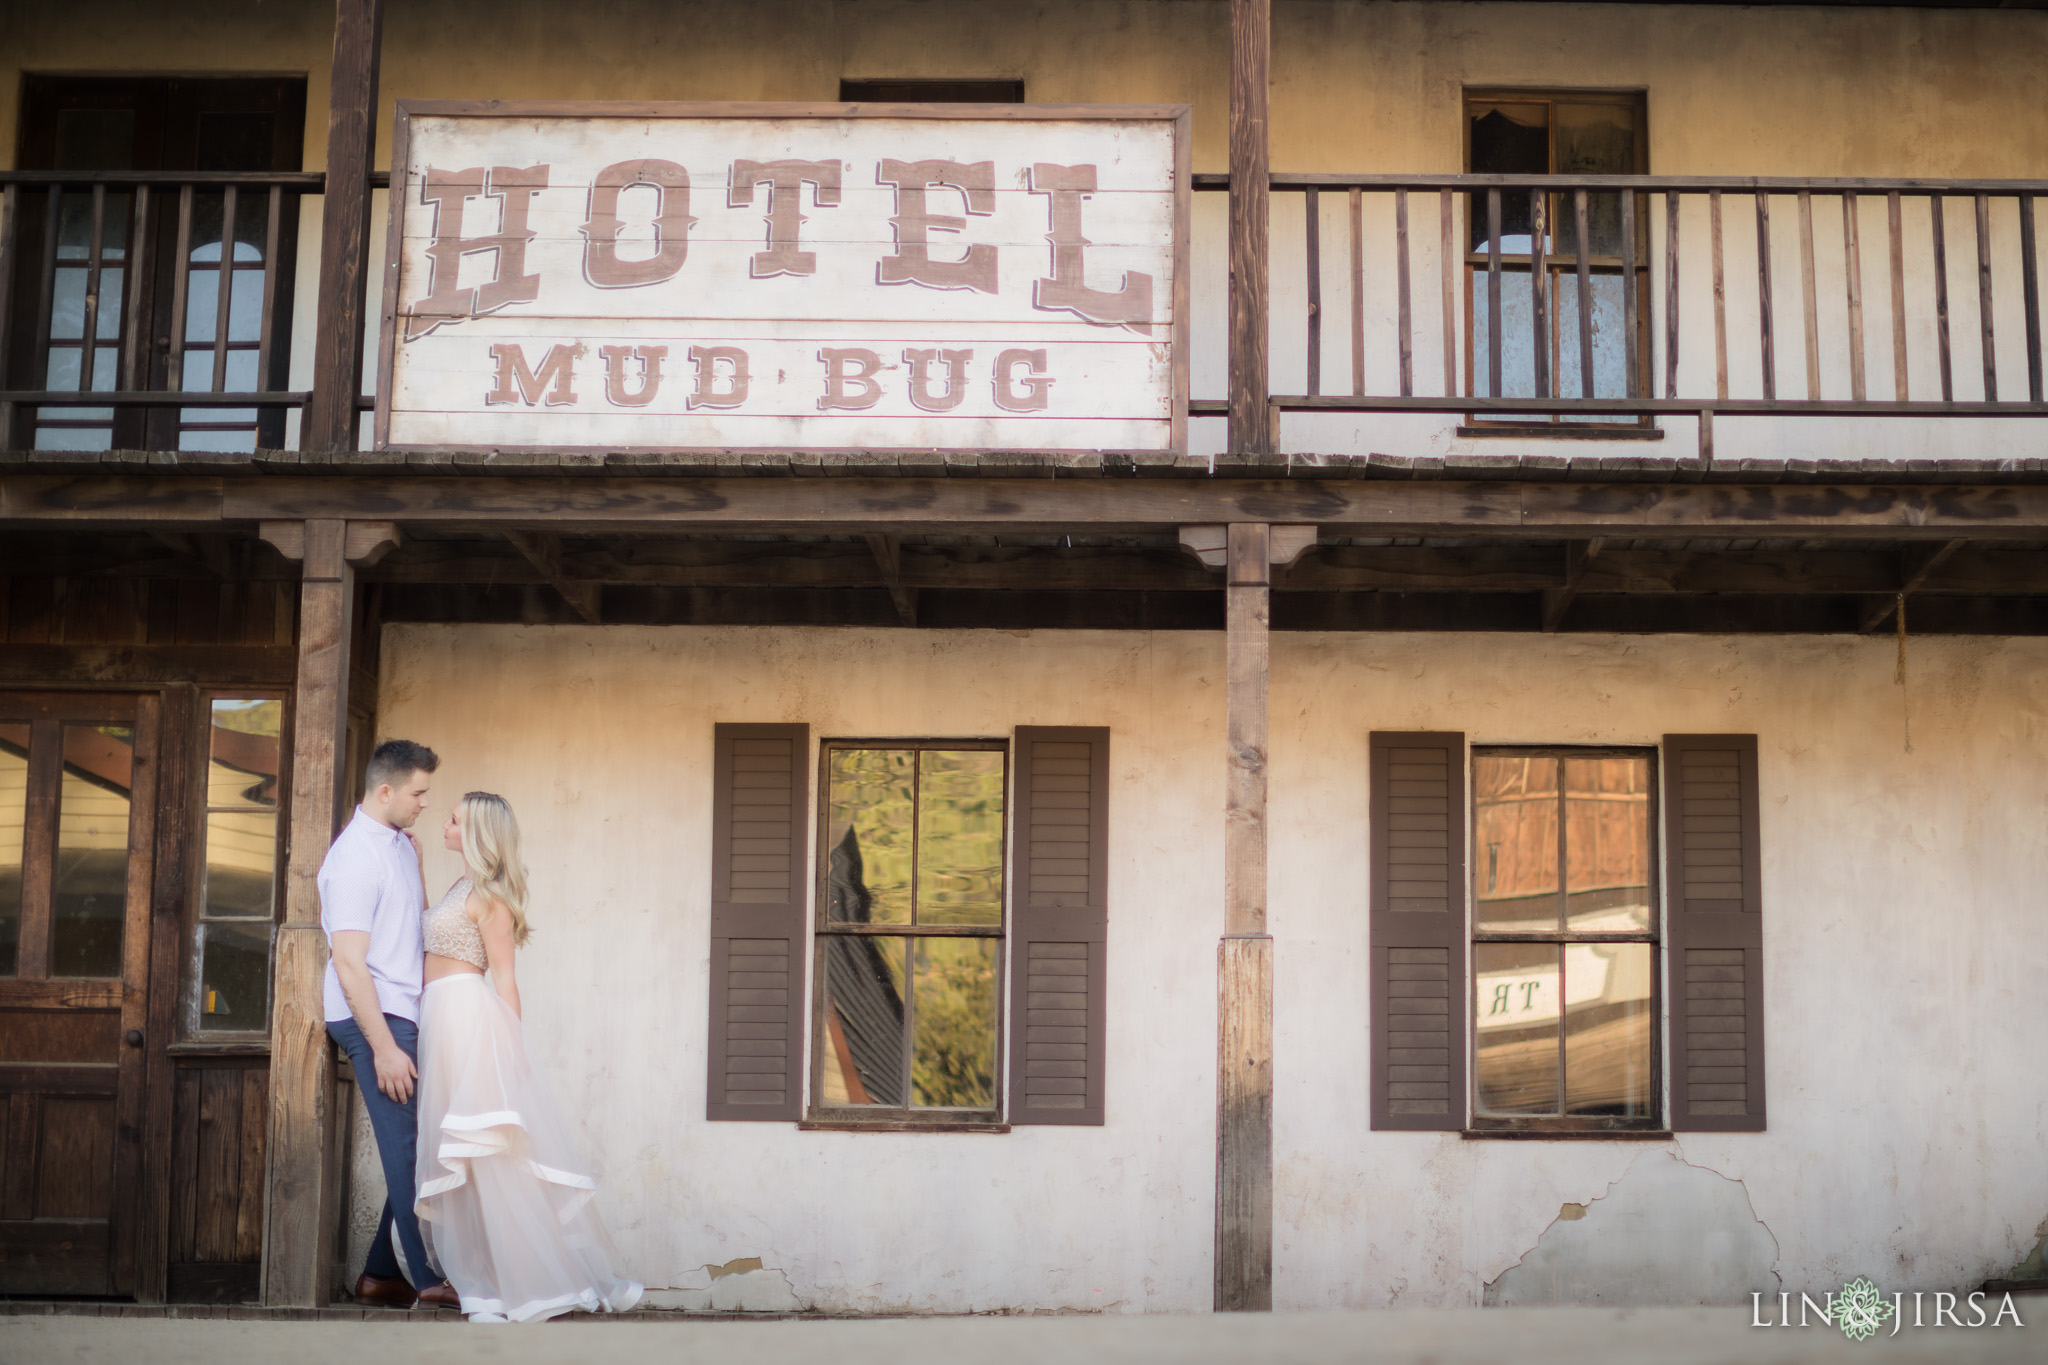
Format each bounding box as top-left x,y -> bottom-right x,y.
0,693 -> 158,1295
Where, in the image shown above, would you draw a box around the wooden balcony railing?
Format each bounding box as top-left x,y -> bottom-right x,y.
6,168 -> 2045,457
1194,173 -> 2048,455
0,170 -> 324,449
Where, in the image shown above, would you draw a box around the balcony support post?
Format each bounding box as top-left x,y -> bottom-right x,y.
303,0 -> 385,454
1228,0 -> 1272,454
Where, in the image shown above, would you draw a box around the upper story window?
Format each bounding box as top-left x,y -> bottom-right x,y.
837,79 -> 1024,103
7,76 -> 305,453
815,742 -> 1007,1119
1464,89 -> 1649,428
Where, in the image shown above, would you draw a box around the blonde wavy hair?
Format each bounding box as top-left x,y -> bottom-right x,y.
459,791 -> 531,947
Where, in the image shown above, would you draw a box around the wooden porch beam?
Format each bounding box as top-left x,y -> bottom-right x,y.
1228,0 -> 1272,455
503,530 -> 602,623
15,474 -> 2048,541
1216,522 -> 1273,1313
1540,538 -> 1605,632
864,533 -> 918,626
302,0 -> 384,453
1858,537 -> 1969,631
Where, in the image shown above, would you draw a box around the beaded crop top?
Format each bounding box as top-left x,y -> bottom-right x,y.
422,876 -> 488,970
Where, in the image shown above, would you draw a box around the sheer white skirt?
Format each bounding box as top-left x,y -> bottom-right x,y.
414,973 -> 643,1323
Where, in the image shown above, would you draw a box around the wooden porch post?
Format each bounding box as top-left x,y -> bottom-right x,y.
259,519 -> 396,1306
1228,0 -> 1272,454
1216,521 -> 1273,1310
302,0 -> 385,454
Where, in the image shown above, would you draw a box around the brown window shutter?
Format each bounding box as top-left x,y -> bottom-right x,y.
1664,734 -> 1766,1132
706,723 -> 810,1122
1009,727 -> 1109,1126
1369,732 -> 1467,1131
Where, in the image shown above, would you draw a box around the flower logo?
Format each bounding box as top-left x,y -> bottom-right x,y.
1830,1277 -> 1897,1341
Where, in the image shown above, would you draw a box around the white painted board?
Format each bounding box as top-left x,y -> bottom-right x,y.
375,102 -> 1189,452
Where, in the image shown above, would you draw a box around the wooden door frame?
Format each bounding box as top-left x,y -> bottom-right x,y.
0,688 -> 158,1297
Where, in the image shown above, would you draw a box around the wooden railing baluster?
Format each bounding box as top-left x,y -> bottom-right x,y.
1395,188 -> 1413,397
1621,189 -> 1638,399
1711,191 -> 1728,400
168,185 -> 195,394
1348,187 -> 1364,396
1975,193 -> 1997,402
119,186 -> 151,391
34,187 -> 62,401
2022,193 -> 2043,403
1844,192 -> 1866,402
212,184 -> 238,394
1889,191 -> 1909,401
0,184 -> 17,440
1755,192 -> 1776,401
1574,189 -> 1593,399
1440,189 -> 1456,397
1931,194 -> 1953,402
1665,191 -> 1681,400
1531,188 -> 1549,399
1798,190 -> 1820,400
1487,188 -> 1503,399
258,184 -> 282,403
80,183 -> 106,393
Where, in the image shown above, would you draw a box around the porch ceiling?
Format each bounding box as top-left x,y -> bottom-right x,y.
10,519 -> 2048,636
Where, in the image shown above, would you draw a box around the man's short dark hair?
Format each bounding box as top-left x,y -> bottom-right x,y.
365,739 -> 439,793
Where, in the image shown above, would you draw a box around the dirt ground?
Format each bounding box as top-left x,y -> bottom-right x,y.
3,1303 -> 2044,1365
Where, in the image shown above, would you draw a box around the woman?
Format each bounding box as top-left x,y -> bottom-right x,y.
414,791 -> 643,1323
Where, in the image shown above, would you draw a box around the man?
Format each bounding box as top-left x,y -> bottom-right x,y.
321,739 -> 458,1309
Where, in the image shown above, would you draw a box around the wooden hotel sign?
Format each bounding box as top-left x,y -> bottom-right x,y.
374,101 -> 1191,453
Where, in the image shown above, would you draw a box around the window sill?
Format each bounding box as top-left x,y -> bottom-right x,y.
166,1040 -> 270,1058
1457,424 -> 1665,441
799,1115 -> 1009,1134
1463,1128 -> 1672,1141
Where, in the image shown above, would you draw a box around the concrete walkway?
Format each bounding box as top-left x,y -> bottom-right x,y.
3,1305 -> 2042,1365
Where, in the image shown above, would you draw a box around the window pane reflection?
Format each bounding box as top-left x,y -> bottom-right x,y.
826,750 -> 913,925
911,938 -> 998,1108
198,921 -> 273,1031
915,750 -> 1004,926
1474,942 -> 1560,1115
0,726 -> 27,976
1473,754 -> 1560,931
1564,942 -> 1654,1117
204,812 -> 277,918
53,725 -> 133,978
208,699 -> 282,807
820,935 -> 907,1106
1564,756 -> 1653,931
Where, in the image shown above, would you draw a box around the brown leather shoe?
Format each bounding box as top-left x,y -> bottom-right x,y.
354,1272 -> 418,1309
415,1281 -> 461,1309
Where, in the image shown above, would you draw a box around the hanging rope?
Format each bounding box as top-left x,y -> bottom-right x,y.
1894,592 -> 1913,753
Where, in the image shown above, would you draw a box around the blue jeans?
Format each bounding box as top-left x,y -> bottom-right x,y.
329,1014 -> 442,1288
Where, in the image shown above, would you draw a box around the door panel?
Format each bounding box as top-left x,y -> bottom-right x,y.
0,694 -> 156,1296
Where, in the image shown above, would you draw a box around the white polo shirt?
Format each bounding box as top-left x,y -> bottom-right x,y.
319,807 -> 427,1025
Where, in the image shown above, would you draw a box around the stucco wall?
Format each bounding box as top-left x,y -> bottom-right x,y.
5,1 -> 2046,459
368,622 -> 2048,1311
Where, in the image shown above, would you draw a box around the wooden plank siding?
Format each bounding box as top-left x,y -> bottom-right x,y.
165,1060 -> 268,1303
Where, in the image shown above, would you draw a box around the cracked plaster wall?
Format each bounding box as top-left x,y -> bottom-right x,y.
373,627 -> 2048,1312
